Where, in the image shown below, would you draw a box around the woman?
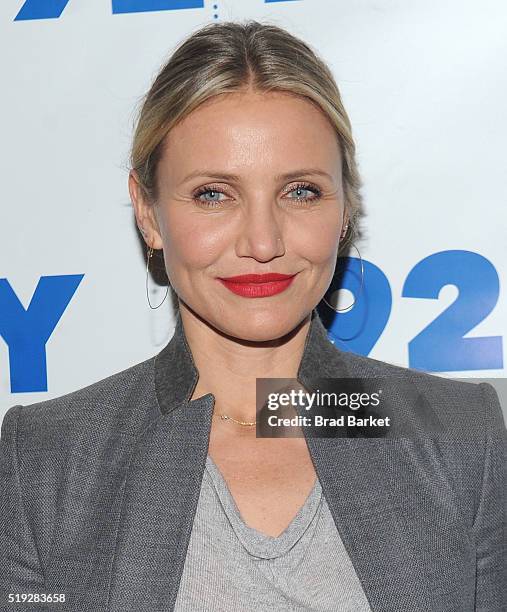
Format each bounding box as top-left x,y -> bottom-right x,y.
1,20 -> 505,612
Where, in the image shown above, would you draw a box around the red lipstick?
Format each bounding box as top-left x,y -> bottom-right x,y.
217,272 -> 298,298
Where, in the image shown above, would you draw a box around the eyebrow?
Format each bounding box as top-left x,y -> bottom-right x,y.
181,168 -> 334,184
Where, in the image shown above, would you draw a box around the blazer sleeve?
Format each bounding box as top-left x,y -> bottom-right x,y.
0,405 -> 45,610
473,383 -> 506,612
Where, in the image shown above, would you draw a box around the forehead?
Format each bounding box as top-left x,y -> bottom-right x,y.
160,90 -> 341,183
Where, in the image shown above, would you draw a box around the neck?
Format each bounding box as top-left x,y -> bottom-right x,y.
178,302 -> 312,424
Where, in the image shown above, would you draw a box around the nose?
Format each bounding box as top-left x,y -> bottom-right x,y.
235,203 -> 286,262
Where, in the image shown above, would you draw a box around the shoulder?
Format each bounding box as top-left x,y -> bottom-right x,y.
1,355 -> 159,455
335,347 -> 505,437
337,349 -> 506,525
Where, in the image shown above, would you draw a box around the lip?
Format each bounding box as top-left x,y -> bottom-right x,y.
217,272 -> 298,298
218,273 -> 296,283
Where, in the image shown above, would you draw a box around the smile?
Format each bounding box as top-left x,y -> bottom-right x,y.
216,272 -> 298,298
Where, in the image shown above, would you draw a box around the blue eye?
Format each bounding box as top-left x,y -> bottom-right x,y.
193,187 -> 227,207
287,183 -> 322,203
192,186 -> 225,208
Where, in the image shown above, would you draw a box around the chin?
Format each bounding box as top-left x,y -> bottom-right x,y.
216,306 -> 305,343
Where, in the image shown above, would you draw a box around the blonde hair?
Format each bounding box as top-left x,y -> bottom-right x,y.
130,20 -> 363,247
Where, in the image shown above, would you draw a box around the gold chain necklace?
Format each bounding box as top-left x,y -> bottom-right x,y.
218,414 -> 257,426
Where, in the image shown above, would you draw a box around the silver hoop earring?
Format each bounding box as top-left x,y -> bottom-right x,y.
146,246 -> 169,309
322,242 -> 364,313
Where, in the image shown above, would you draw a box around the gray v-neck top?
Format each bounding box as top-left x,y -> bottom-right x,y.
173,455 -> 372,611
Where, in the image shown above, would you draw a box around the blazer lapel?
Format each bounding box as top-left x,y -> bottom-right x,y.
296,310 -> 473,612
108,308 -> 471,612
107,311 -> 215,611
106,394 -> 214,611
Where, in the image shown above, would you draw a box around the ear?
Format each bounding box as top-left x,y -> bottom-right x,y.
129,170 -> 164,250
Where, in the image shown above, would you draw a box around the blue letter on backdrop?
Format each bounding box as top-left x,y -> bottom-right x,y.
112,0 -> 203,14
0,275 -> 84,393
15,0 -> 70,20
402,250 -> 503,371
324,257 -> 392,356
15,0 -> 203,20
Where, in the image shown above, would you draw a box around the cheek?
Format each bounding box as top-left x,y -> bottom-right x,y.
289,212 -> 341,264
160,209 -> 227,270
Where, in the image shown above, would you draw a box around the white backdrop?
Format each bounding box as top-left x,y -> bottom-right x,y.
1,0 -> 506,421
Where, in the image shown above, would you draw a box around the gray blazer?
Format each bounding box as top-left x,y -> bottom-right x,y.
1,308 -> 505,611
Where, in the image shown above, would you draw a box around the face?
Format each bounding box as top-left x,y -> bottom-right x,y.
130,89 -> 348,341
